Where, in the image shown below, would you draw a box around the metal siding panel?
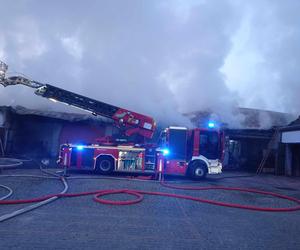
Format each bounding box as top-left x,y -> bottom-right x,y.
282,131 -> 300,143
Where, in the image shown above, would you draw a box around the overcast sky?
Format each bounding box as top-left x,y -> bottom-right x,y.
0,0 -> 299,126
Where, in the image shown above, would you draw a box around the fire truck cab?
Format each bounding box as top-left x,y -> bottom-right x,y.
158,126 -> 223,179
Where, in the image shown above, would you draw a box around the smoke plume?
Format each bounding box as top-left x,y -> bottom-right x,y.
0,0 -> 299,128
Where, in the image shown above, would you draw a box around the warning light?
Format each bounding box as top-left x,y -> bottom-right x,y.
208,122 -> 215,128
76,145 -> 84,150
162,148 -> 170,156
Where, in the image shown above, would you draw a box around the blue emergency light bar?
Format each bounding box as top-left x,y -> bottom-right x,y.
208,122 -> 215,128
162,148 -> 170,156
76,145 -> 84,150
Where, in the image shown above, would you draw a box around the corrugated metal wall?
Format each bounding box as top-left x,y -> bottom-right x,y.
4,111 -> 111,160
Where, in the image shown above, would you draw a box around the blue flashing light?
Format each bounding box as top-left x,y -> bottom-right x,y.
208,122 -> 215,128
76,145 -> 84,150
162,148 -> 170,156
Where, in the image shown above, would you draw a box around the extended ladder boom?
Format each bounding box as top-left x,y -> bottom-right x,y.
0,61 -> 156,138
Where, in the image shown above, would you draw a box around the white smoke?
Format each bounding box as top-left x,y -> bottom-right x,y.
0,0 -> 299,128
223,0 -> 300,115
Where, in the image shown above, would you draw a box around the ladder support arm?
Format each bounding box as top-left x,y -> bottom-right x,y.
0,61 -> 156,138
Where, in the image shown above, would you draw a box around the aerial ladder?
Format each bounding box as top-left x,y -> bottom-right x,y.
0,61 -> 156,140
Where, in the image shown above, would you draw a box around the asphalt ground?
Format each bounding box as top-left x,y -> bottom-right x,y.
0,168 -> 299,250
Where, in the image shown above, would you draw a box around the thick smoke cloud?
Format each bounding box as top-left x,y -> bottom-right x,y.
0,0 -> 299,128
223,0 -> 300,115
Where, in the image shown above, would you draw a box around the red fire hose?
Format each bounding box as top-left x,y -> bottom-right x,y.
0,178 -> 300,212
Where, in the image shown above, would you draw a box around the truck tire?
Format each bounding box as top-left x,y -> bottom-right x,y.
96,156 -> 115,174
188,160 -> 208,180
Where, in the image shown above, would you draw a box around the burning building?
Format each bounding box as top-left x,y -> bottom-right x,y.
186,107 -> 294,172
0,106 -> 116,162
1,104 -> 297,175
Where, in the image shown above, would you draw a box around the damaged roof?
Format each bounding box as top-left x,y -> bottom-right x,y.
185,107 -> 294,129
1,105 -> 113,123
280,116 -> 300,131
289,116 -> 300,126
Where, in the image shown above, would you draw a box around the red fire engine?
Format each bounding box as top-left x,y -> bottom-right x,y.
0,61 -> 223,179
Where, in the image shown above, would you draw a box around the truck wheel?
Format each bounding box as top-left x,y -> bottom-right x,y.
96,156 -> 115,174
188,160 -> 208,180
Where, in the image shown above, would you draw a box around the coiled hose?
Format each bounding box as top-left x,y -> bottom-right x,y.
0,159 -> 68,222
0,175 -> 299,213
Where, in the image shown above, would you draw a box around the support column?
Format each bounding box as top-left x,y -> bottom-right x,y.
285,144 -> 292,176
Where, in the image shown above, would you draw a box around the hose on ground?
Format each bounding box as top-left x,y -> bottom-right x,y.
0,184 -> 13,200
0,177 -> 299,213
210,174 -> 256,180
0,159 -> 67,222
0,160 -> 299,217
0,176 -> 68,222
0,157 -> 71,222
0,174 -> 58,179
0,158 -> 23,168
